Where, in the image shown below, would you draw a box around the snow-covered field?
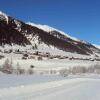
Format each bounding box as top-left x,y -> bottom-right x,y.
0,74 -> 100,100
0,52 -> 100,71
0,52 -> 100,100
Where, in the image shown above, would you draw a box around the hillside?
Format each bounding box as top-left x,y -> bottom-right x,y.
0,11 -> 100,56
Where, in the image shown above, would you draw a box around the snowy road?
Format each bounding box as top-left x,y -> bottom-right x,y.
0,77 -> 100,100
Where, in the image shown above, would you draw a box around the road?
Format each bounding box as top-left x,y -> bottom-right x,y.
0,77 -> 100,100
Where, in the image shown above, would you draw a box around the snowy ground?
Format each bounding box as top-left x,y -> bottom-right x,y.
0,74 -> 100,100
0,44 -> 100,73
0,52 -> 100,100
0,53 -> 100,71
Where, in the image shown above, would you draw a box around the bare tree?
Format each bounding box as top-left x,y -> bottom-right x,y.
2,58 -> 13,74
16,67 -> 25,75
59,69 -> 69,77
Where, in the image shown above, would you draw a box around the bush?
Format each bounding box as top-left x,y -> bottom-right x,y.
30,65 -> 35,68
37,56 -> 43,60
23,54 -> 28,57
71,66 -> 87,74
59,69 -> 69,77
16,67 -> 25,75
50,70 -> 57,74
27,68 -> 34,75
2,58 -> 13,74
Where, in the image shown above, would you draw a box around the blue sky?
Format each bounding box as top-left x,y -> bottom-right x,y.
0,0 -> 100,44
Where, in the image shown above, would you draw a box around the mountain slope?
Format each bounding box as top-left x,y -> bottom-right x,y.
0,11 -> 100,56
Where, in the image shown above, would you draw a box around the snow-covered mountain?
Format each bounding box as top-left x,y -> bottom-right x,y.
0,11 -> 100,56
0,11 -> 8,24
93,44 -> 100,49
27,22 -> 80,42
